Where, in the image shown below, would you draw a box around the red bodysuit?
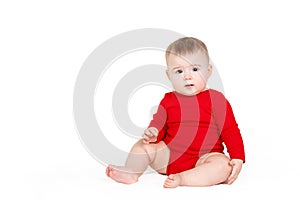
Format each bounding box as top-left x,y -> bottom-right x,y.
149,89 -> 245,175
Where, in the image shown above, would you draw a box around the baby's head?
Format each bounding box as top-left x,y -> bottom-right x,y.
165,37 -> 212,96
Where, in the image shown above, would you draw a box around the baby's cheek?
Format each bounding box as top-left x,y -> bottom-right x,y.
170,80 -> 180,88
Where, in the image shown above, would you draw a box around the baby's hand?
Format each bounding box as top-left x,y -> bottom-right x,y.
228,159 -> 243,185
143,127 -> 158,144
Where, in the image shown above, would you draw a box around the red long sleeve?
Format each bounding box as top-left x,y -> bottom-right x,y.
148,95 -> 168,143
210,91 -> 245,162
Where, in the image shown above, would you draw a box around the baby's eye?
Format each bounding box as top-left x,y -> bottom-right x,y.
192,67 -> 200,72
176,69 -> 183,74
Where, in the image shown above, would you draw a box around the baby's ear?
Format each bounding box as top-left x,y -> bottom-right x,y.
166,69 -> 171,80
207,64 -> 212,77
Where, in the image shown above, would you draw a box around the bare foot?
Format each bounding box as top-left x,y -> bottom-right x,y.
106,165 -> 139,184
163,174 -> 182,188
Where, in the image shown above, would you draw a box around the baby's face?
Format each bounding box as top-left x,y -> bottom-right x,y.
166,51 -> 211,96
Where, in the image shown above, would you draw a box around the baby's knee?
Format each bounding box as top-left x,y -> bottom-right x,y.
207,155 -> 232,174
217,157 -> 232,175
135,139 -> 157,152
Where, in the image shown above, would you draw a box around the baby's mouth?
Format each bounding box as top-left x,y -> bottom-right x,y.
185,84 -> 194,87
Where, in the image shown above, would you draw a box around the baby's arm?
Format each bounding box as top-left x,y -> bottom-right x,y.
211,92 -> 245,184
145,94 -> 168,144
142,127 -> 158,144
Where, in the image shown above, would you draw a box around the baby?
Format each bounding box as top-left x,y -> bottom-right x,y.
106,37 -> 245,188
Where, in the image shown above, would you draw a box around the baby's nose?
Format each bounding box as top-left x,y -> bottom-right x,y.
184,73 -> 192,80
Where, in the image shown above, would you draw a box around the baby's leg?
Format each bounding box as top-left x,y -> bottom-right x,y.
106,140 -> 169,184
163,153 -> 232,188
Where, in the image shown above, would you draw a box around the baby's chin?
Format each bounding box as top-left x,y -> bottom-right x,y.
174,87 -> 208,96
175,90 -> 200,96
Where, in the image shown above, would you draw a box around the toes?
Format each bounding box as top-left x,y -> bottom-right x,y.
106,165 -> 116,177
106,166 -> 112,177
163,174 -> 179,188
163,182 -> 174,188
106,167 -> 109,177
163,175 -> 173,188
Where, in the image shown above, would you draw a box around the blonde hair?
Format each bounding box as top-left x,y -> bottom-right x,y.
165,37 -> 209,62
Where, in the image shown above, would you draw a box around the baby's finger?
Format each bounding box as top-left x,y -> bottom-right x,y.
142,135 -> 150,144
143,134 -> 149,140
228,172 -> 238,184
228,168 -> 238,184
144,130 -> 153,138
148,128 -> 158,136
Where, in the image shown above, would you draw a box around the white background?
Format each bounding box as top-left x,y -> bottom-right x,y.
1,0 -> 299,199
